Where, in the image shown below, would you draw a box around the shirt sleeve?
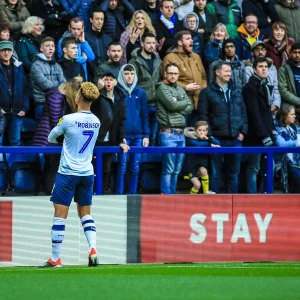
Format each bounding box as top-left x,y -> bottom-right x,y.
48,117 -> 67,143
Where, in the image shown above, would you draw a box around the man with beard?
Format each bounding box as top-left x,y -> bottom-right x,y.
163,31 -> 207,114
93,42 -> 123,88
129,32 -> 162,146
209,39 -> 245,89
85,9 -> 112,77
197,61 -> 248,193
235,14 -> 265,61
279,43 -> 300,111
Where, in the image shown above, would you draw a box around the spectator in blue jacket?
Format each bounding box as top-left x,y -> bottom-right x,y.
0,40 -> 28,146
116,64 -> 150,195
58,0 -> 92,30
204,23 -> 229,66
57,17 -> 95,80
85,9 -> 112,78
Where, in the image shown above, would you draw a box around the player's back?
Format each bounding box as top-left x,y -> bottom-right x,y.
58,111 -> 100,176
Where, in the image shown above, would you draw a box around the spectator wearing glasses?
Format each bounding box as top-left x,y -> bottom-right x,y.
235,14 -> 265,62
156,63 -> 193,194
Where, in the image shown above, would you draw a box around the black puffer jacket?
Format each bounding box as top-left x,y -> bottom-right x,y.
97,0 -> 135,41
197,80 -> 248,138
90,86 -> 126,146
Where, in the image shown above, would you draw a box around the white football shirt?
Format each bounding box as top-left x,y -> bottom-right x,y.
48,111 -> 100,176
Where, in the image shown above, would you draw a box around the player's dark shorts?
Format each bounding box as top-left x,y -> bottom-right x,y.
50,173 -> 94,206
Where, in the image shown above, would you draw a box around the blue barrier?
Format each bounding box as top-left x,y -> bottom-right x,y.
0,146 -> 299,194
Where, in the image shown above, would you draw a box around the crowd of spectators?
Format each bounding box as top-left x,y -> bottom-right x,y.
1,0 -> 300,195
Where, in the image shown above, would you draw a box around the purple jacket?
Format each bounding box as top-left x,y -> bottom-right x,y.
32,87 -> 71,146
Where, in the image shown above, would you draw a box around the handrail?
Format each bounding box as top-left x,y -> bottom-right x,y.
1,146 -> 299,194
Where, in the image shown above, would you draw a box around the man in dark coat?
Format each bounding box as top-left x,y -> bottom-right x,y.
242,57 -> 274,193
197,60 -> 248,193
90,72 -> 128,194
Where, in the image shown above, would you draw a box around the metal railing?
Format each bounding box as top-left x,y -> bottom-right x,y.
1,146 -> 299,194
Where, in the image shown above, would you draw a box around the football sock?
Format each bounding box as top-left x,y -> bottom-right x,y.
201,175 -> 209,194
190,187 -> 199,194
81,215 -> 96,251
51,217 -> 66,262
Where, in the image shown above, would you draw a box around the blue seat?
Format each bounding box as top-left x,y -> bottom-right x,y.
6,153 -> 41,194
0,153 -> 8,193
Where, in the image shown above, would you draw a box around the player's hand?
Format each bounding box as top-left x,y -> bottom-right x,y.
18,111 -> 25,117
143,138 -> 149,147
186,83 -> 201,91
211,143 -> 220,147
120,143 -> 130,153
98,76 -> 106,90
78,31 -> 85,43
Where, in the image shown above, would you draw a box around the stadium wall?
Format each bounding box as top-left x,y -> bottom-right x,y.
0,195 -> 299,267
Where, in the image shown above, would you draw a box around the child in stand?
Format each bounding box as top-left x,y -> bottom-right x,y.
183,121 -> 220,194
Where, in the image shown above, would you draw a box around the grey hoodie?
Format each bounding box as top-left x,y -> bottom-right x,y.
30,53 -> 66,104
183,12 -> 200,33
117,64 -> 138,95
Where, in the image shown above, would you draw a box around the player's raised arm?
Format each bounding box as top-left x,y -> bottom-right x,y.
48,117 -> 67,144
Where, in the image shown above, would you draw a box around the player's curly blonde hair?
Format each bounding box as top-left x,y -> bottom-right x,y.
79,82 -> 100,102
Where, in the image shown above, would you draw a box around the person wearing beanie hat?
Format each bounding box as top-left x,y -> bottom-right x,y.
0,39 -> 28,146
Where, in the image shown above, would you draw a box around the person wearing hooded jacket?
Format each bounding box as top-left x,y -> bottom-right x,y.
30,37 -> 66,120
115,64 -> 150,195
183,12 -> 205,57
206,0 -> 242,39
57,17 -> 95,81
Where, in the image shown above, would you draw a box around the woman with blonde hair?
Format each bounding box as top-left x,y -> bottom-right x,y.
15,16 -> 45,73
33,76 -> 83,194
265,21 -> 294,70
119,10 -> 156,64
204,23 -> 229,65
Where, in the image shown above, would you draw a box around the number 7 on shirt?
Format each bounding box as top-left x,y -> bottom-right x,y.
79,130 -> 94,153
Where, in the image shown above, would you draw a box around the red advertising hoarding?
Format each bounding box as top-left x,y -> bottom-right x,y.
140,195 -> 300,263
0,201 -> 12,262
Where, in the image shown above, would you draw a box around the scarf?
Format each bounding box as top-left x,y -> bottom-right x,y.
159,13 -> 176,34
272,39 -> 289,66
253,74 -> 273,105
